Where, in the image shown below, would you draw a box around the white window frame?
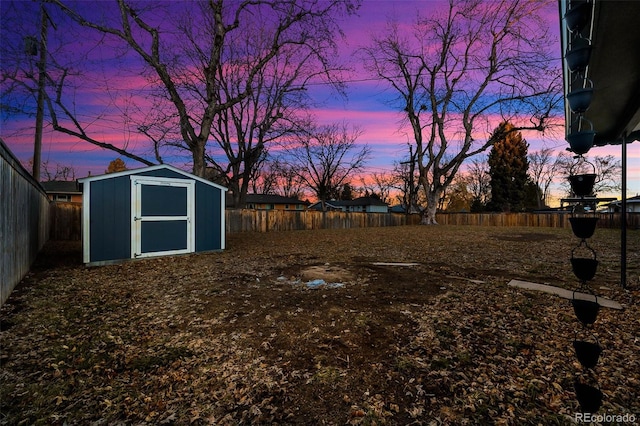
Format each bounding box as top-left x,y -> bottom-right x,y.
130,176 -> 195,259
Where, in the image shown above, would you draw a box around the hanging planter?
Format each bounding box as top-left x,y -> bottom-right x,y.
569,217 -> 598,239
567,87 -> 594,113
569,173 -> 597,196
567,78 -> 594,113
566,116 -> 595,155
566,36 -> 592,73
572,292 -> 600,325
571,257 -> 599,282
564,0 -> 590,33
573,339 -> 602,369
568,157 -> 597,197
567,130 -> 595,155
571,242 -> 598,282
574,380 -> 603,413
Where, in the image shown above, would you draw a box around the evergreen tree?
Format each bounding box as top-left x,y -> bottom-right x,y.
487,122 -> 531,212
340,183 -> 354,201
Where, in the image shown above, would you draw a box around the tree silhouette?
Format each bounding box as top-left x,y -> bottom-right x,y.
487,122 -> 531,212
363,0 -> 562,223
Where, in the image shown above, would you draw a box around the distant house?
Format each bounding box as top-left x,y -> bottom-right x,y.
308,201 -> 342,211
41,180 -> 82,203
243,194 -> 309,211
601,196 -> 640,213
310,196 -> 389,213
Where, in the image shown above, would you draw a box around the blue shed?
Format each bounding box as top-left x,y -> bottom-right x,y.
78,165 -> 227,265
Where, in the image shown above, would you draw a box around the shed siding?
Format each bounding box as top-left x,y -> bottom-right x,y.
196,181 -> 222,251
138,169 -> 185,180
89,176 -> 131,262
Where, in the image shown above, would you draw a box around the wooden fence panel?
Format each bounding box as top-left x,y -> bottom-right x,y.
1,140 -> 50,306
50,202 -> 82,241
225,210 -> 639,233
434,212 -> 640,229
225,210 -> 418,233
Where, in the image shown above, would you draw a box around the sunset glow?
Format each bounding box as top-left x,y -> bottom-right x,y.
2,0 -> 639,202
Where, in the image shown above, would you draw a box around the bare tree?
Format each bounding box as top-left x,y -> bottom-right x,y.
392,146 -> 422,213
204,29 -> 338,207
20,157 -> 76,181
528,148 -> 564,208
41,160 -> 76,181
285,122 -> 370,211
466,156 -> 490,211
274,161 -> 307,199
359,172 -> 397,204
362,0 -> 562,224
1,1 -> 163,167
10,0 -> 358,179
250,169 -> 278,196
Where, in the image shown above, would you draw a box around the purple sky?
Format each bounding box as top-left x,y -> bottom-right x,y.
2,0 -> 638,202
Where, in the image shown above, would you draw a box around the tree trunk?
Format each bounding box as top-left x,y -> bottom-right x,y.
421,191 -> 439,225
420,203 -> 438,225
192,140 -> 207,178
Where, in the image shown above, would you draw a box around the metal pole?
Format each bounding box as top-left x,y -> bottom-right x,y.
621,132 -> 627,289
32,3 -> 48,182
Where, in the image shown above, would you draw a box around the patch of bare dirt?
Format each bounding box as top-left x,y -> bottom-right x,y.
1,226 -> 638,425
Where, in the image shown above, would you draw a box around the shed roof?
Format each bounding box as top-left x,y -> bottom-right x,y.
78,164 -> 227,191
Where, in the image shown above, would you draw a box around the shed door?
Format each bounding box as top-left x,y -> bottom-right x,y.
131,177 -> 195,259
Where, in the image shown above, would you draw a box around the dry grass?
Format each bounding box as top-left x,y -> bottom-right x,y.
1,225 -> 639,425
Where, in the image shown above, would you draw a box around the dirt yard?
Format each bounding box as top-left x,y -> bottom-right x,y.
1,225 -> 639,425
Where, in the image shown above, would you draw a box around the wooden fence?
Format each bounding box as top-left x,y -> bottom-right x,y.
1,140 -> 50,306
50,202 -> 82,240
225,209 -> 421,232
435,211 -> 640,229
46,205 -> 639,239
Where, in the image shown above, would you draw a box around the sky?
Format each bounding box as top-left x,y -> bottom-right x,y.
1,0 -> 639,204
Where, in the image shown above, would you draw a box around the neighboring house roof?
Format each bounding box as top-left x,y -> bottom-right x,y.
331,196 -> 389,207
245,194 -> 308,205
604,195 -> 640,206
308,197 -> 389,211
41,180 -> 81,194
78,164 -> 227,192
389,205 -> 405,213
308,201 -> 341,211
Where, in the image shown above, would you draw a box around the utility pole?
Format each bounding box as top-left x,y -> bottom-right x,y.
400,144 -> 417,216
32,2 -> 48,182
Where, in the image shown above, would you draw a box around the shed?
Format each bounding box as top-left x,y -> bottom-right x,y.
78,165 -> 227,265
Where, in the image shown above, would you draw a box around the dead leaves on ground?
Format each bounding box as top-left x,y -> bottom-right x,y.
1,227 -> 639,425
